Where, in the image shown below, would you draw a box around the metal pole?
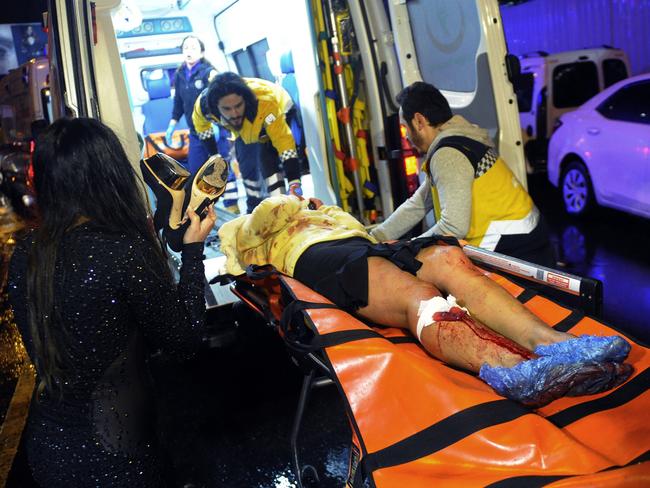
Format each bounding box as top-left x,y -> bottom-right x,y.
325,0 -> 367,222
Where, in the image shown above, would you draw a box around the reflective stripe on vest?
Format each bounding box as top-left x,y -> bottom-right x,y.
480,206 -> 539,251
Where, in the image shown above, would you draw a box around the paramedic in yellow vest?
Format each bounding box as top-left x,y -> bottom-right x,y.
370,81 -> 554,267
192,72 -> 302,213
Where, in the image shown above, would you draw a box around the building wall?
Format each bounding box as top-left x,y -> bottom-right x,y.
501,0 -> 650,75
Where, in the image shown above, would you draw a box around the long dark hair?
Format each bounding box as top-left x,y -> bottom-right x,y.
27,117 -> 168,395
206,72 -> 258,122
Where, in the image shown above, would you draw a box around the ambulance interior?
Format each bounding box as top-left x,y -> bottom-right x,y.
113,0 -> 327,210
104,0 -> 537,312
109,0 -> 527,226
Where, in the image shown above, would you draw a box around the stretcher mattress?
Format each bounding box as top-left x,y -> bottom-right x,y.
267,269 -> 650,487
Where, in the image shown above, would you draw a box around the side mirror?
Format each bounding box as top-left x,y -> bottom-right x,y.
505,54 -> 521,83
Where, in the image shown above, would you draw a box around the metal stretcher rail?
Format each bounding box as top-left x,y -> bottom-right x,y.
463,244 -> 603,316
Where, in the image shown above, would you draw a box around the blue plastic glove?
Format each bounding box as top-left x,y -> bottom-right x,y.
165,121 -> 176,147
288,182 -> 303,197
479,335 -> 632,407
534,334 -> 630,363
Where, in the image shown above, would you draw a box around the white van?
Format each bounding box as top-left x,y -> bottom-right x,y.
44,0 -> 527,226
0,56 -> 50,143
513,47 -> 629,171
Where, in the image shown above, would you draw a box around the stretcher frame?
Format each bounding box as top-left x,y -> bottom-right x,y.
215,248 -> 648,488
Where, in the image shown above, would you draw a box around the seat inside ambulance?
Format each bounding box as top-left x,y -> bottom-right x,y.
279,50 -> 307,172
141,68 -> 187,136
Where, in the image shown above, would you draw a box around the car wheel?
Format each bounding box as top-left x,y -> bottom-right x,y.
561,161 -> 594,216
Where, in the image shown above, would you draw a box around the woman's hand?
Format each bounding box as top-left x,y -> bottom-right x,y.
183,204 -> 217,244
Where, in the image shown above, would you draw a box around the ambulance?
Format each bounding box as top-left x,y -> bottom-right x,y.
44,0 -> 526,225
0,56 -> 50,143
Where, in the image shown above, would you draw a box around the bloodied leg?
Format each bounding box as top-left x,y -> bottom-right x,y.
358,255 -> 542,371
358,247 -> 632,406
413,245 -> 572,351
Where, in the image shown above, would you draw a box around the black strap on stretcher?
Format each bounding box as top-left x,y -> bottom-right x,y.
485,449 -> 650,488
280,299 -> 416,353
359,400 -> 533,481
355,367 -> 650,485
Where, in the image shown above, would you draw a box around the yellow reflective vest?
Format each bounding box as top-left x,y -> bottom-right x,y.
425,136 -> 539,250
192,77 -> 297,159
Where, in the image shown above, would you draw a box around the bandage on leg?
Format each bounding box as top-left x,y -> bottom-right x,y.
416,295 -> 534,359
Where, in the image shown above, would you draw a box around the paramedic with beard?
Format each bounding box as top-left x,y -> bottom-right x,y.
192,72 -> 302,213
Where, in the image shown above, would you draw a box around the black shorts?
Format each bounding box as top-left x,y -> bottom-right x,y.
293,235 -> 458,311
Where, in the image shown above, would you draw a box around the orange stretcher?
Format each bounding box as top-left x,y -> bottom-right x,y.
222,250 -> 650,488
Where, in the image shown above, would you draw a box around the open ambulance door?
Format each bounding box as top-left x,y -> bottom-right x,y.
46,0 -> 142,171
385,0 -> 526,189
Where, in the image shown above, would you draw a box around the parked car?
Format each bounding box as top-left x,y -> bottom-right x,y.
548,73 -> 650,218
514,47 -> 629,171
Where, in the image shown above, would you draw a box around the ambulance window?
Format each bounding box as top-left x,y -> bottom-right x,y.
406,0 -> 481,92
597,81 -> 650,125
552,61 -> 598,108
513,73 -> 534,113
603,59 -> 628,88
232,39 -> 274,82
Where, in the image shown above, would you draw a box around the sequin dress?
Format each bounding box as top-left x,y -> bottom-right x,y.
7,222 -> 206,487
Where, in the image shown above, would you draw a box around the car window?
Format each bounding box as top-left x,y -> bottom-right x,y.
603,59 -> 628,88
513,72 -> 534,113
597,81 -> 650,125
552,61 -> 599,108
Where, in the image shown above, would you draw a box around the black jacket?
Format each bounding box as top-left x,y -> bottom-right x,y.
171,59 -> 216,134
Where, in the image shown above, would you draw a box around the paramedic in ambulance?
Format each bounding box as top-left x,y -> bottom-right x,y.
166,35 -> 231,175
192,71 -> 303,214
370,82 -> 555,267
219,194 -> 632,407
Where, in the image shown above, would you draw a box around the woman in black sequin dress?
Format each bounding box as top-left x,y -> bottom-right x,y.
7,118 -> 217,487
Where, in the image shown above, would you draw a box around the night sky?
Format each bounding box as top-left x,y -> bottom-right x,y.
0,0 -> 47,24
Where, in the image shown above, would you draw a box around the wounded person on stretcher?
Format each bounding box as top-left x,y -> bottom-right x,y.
219,195 -> 633,407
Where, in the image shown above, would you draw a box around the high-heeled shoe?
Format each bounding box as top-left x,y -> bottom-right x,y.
140,153 -> 229,251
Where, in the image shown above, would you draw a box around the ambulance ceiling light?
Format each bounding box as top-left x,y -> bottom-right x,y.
112,0 -> 144,32
133,0 -> 178,15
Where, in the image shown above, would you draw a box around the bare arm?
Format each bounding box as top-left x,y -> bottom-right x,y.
370,180 -> 431,241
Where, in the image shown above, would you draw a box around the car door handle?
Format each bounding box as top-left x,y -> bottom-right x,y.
587,128 -> 600,135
